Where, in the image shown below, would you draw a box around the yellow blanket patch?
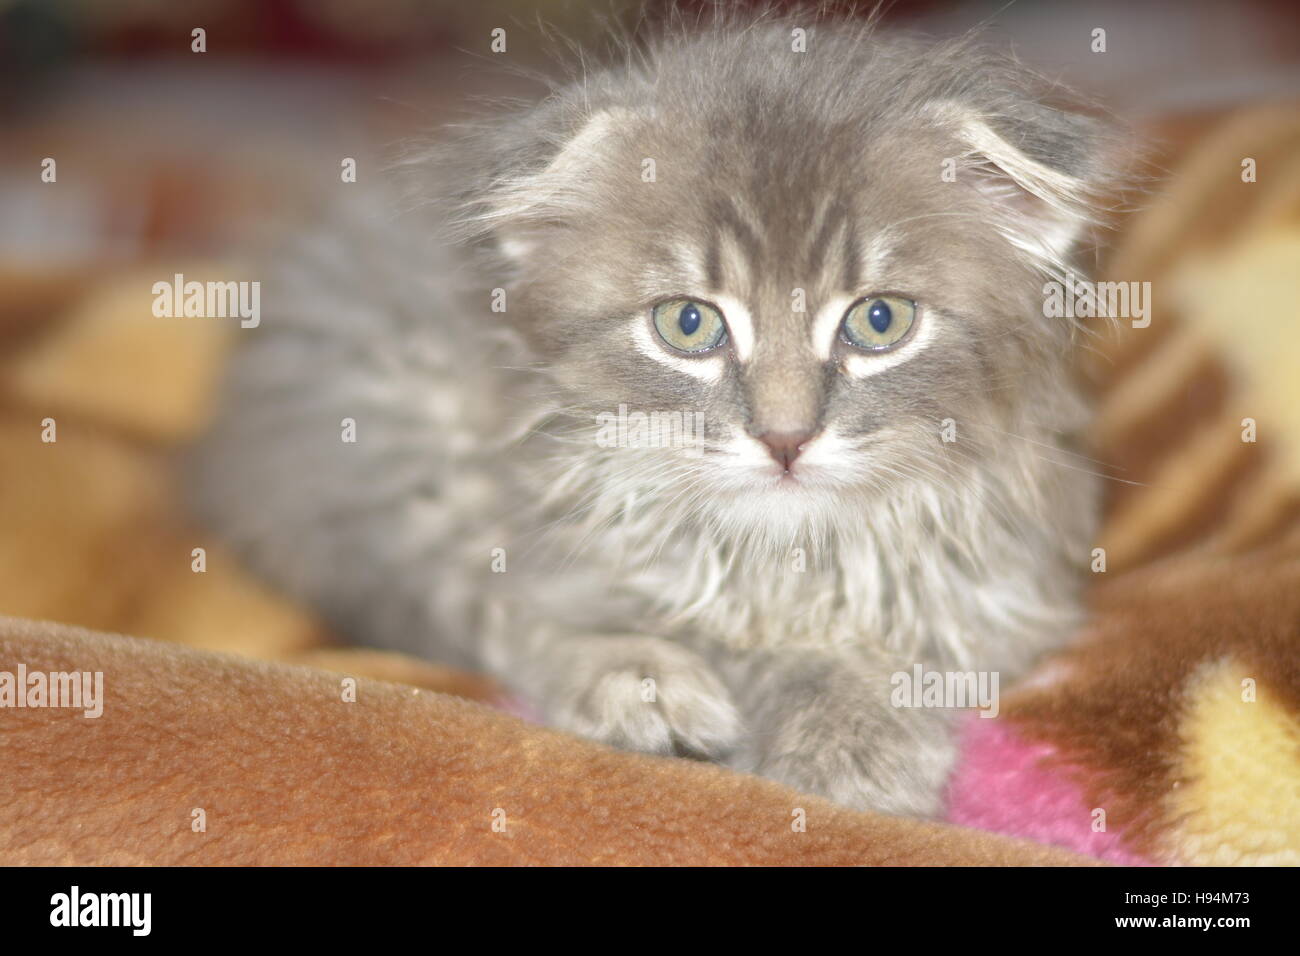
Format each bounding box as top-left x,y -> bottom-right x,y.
1168,659 -> 1300,865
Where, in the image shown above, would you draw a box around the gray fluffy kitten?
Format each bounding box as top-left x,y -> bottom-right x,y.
192,15 -> 1116,817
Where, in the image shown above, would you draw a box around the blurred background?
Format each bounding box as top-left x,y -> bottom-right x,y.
2,0 -> 1297,283
0,0 -> 1297,653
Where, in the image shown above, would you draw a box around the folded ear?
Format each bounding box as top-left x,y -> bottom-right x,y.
933,100 -> 1115,268
458,106 -> 639,264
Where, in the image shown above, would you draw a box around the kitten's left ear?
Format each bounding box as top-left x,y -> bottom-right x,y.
471,107 -> 640,264
932,100 -> 1116,265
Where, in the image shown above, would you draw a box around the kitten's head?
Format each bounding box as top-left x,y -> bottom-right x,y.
440,19 -> 1118,543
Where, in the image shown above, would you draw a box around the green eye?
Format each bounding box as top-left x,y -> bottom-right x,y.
840,295 -> 916,351
652,299 -> 728,353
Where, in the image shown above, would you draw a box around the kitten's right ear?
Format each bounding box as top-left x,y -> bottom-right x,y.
458,106 -> 639,263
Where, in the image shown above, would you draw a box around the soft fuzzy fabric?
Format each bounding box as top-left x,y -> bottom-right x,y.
956,544 -> 1300,865
0,615 -> 1088,866
947,717 -> 1153,865
0,105 -> 1297,865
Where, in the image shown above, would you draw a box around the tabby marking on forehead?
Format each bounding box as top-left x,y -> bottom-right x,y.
806,199 -> 863,290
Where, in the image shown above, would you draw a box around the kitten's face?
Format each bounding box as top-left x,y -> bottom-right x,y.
479,28 -> 1104,537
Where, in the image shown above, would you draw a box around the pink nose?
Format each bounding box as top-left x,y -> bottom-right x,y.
757,431 -> 814,472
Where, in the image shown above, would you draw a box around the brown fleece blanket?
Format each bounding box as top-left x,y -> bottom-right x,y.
0,105 -> 1297,865
0,615 -> 1086,865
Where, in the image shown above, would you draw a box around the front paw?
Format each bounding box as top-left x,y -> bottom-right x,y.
542,636 -> 743,760
740,671 -> 957,817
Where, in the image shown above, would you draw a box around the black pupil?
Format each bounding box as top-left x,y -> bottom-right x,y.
678,304 -> 702,336
868,300 -> 892,334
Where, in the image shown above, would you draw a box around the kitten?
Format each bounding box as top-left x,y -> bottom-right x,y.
190,15 -> 1117,817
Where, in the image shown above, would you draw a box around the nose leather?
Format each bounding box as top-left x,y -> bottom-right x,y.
757,431 -> 814,472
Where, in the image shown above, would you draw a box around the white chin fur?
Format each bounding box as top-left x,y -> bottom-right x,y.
696,427 -> 870,540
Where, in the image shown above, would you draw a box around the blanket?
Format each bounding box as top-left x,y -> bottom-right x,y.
1,105 -> 1297,865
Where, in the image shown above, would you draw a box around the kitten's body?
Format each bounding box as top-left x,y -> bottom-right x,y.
192,18 -> 1112,815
